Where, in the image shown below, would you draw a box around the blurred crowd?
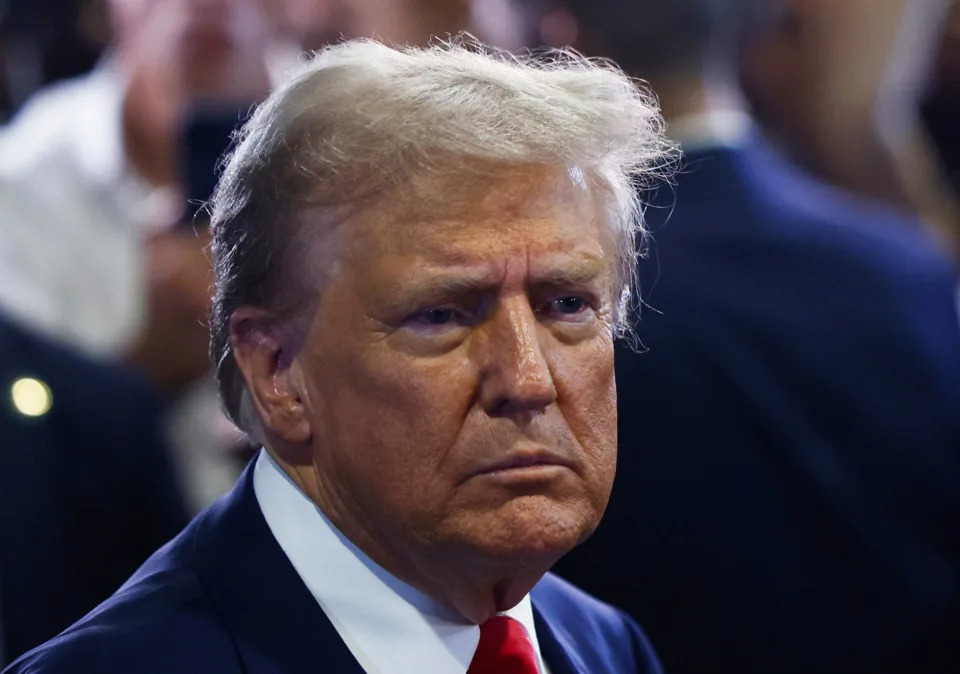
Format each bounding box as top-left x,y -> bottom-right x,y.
0,0 -> 958,671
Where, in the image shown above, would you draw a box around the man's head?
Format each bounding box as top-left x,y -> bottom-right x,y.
284,0 -> 472,51
210,39 -> 670,620
106,0 -> 286,103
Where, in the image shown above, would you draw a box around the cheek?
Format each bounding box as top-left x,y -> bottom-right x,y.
306,344 -> 478,495
550,335 -> 617,478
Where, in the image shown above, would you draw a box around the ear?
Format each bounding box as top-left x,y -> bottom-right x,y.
229,306 -> 311,445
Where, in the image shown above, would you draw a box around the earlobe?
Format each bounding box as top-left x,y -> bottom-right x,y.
229,307 -> 312,445
268,359 -> 311,444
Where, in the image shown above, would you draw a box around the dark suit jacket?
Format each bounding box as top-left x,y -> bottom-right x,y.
554,137 -> 960,674
3,459 -> 663,674
0,317 -> 188,665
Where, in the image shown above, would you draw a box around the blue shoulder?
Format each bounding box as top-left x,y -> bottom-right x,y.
4,572 -> 237,674
533,573 -> 663,674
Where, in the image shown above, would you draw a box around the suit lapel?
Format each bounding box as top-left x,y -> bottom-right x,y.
191,464 -> 365,674
189,463 -> 607,674
532,601 -> 586,674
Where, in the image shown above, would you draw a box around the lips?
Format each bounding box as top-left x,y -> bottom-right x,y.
471,448 -> 576,478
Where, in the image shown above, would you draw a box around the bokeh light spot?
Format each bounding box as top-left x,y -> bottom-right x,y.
11,377 -> 53,417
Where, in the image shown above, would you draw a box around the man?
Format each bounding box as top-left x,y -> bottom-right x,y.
0,0 -> 286,361
0,0 -> 299,511
553,2 -> 960,674
741,0 -> 960,259
3,39 -> 671,673
0,314 -> 188,666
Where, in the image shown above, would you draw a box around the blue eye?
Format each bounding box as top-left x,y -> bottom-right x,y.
553,297 -> 586,314
421,308 -> 455,325
537,295 -> 597,324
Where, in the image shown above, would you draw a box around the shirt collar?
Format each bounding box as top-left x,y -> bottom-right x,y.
253,449 -> 548,674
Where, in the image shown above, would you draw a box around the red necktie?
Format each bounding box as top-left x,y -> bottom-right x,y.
467,615 -> 540,674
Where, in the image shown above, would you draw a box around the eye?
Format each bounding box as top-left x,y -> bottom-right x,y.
553,296 -> 586,315
405,306 -> 471,333
538,294 -> 596,323
421,308 -> 456,325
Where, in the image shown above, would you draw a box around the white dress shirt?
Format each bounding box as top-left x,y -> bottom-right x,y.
0,65 -> 174,355
253,449 -> 552,674
0,51 -> 302,354
0,66 -> 246,512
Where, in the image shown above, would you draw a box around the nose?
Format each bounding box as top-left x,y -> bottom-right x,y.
477,297 -> 557,420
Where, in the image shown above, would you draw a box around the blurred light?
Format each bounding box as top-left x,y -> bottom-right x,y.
11,377 -> 53,417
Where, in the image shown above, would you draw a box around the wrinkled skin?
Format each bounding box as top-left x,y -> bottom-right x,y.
233,163 -> 619,622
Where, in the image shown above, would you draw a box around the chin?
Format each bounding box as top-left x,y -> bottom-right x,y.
466,496 -> 597,561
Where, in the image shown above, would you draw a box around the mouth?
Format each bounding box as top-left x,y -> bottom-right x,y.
469,448 -> 576,481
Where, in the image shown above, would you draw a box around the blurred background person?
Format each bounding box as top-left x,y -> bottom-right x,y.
0,0 -> 282,662
285,0 -> 473,51
0,0 -> 297,512
553,1 -> 960,673
279,0 -> 551,56
742,0 -> 960,260
922,1 -> 960,204
0,312 -> 188,666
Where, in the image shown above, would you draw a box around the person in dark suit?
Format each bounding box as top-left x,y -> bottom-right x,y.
553,2 -> 960,673
5,456 -> 658,674
3,38 -> 674,673
0,315 -> 188,666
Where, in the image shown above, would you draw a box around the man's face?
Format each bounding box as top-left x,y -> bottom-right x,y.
293,164 -> 618,565
285,0 -> 470,51
110,0 -> 267,47
109,0 -> 279,91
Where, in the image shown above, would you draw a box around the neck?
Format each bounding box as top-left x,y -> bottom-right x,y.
412,546 -> 553,624
269,447 -> 553,624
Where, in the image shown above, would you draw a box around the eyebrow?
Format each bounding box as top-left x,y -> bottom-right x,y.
389,270 -> 500,309
528,256 -> 608,288
391,255 -> 610,307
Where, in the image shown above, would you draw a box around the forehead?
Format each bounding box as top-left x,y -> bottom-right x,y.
344,163 -> 608,267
